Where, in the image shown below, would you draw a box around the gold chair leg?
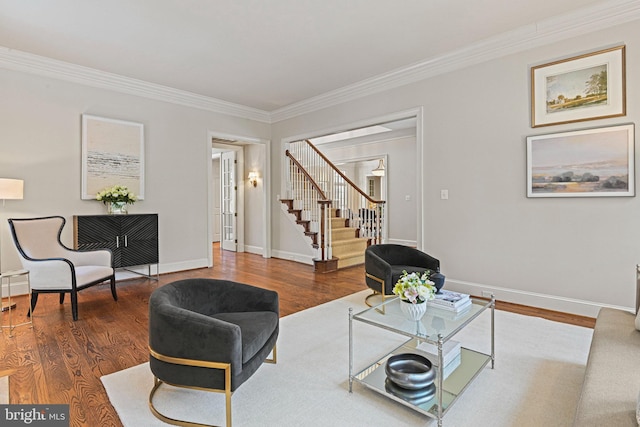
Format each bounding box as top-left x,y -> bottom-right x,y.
265,344 -> 277,364
148,344 -> 278,427
364,290 -> 389,314
364,290 -> 380,307
149,375 -> 232,427
365,273 -> 389,313
225,369 -> 231,427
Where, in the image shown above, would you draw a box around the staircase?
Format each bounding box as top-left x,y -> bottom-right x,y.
282,139 -> 385,273
280,198 -> 319,249
330,209 -> 369,269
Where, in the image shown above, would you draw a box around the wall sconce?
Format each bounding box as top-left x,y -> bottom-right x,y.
248,172 -> 259,187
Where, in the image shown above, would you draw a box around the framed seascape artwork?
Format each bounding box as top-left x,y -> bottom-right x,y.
81,114 -> 145,200
526,124 -> 635,198
531,45 -> 626,128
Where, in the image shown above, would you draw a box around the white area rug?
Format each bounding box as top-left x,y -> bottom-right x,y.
102,291 -> 593,426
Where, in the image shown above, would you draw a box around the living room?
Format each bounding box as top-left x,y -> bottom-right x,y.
1,1 -> 640,425
2,1 -> 639,316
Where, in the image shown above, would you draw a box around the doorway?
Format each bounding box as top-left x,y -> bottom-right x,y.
332,156 -> 389,241
208,132 -> 271,266
301,111 -> 420,247
212,142 -> 243,254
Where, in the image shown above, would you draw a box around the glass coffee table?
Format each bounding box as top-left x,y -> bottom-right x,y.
349,295 -> 495,426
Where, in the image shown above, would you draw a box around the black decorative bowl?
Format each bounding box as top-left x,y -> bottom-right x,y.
385,353 -> 435,390
385,379 -> 436,405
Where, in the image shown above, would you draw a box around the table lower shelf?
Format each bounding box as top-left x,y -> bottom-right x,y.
352,338 -> 491,419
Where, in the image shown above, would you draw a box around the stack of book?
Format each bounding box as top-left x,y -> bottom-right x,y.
427,289 -> 471,313
417,339 -> 462,379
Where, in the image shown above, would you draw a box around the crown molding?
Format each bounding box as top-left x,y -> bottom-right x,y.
1,0 -> 639,125
270,0 -> 640,123
0,46 -> 271,123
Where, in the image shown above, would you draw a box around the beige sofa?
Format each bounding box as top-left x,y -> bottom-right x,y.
573,280 -> 640,426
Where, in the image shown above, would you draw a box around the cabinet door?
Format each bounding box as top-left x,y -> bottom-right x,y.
75,215 -> 122,266
120,215 -> 158,267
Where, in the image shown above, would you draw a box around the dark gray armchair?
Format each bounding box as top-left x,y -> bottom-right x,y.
365,244 -> 440,307
148,278 -> 279,427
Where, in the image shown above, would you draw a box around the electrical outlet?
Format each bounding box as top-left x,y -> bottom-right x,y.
481,291 -> 493,298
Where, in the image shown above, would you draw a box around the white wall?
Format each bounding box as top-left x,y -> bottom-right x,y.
2,18 -> 638,317
244,143 -> 265,254
211,156 -> 221,243
271,20 -> 640,316
0,68 -> 270,275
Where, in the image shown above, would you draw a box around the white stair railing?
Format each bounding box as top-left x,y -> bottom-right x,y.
286,139 -> 385,260
285,150 -> 332,261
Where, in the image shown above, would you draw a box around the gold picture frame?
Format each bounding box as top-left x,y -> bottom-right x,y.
531,46 -> 626,128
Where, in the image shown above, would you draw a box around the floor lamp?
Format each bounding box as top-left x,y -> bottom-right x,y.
0,178 -> 24,312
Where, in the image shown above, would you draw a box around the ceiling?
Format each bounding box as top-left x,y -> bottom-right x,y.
0,0 -> 612,112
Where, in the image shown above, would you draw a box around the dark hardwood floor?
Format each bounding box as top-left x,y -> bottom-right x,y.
1,245 -> 595,426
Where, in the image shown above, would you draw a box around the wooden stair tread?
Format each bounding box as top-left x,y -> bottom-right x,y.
335,250 -> 366,258
281,197 -> 368,272
331,237 -> 368,245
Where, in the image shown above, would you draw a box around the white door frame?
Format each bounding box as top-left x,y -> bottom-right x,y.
211,153 -> 222,243
206,131 -> 271,267
280,107 -> 423,249
220,149 -> 238,252
328,154 -> 390,242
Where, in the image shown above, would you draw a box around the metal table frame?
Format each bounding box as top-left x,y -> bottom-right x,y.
349,295 -> 495,426
1,269 -> 33,337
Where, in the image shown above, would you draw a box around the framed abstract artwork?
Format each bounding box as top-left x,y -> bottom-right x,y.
526,124 -> 635,198
81,114 -> 145,200
531,46 -> 626,127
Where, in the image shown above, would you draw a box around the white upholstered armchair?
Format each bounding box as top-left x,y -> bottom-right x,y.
8,216 -> 116,321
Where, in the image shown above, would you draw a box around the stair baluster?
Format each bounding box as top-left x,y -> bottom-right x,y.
284,139 -> 385,271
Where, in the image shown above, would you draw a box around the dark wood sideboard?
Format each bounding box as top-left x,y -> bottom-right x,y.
73,214 -> 159,278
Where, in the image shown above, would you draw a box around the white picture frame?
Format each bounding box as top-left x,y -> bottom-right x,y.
81,114 -> 145,200
526,124 -> 635,198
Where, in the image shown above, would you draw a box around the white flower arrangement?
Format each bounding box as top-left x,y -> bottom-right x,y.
392,270 -> 437,304
96,185 -> 137,205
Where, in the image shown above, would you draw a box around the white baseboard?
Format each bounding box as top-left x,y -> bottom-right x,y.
1,259 -> 211,297
158,258 -> 209,273
244,245 -> 263,256
445,278 -> 631,318
117,259 -> 210,276
270,249 -> 314,266
386,238 -> 417,246
1,281 -> 29,298
6,260 -> 618,318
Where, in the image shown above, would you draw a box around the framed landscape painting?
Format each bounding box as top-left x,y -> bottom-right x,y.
531,46 -> 626,127
81,114 -> 145,200
526,124 -> 635,198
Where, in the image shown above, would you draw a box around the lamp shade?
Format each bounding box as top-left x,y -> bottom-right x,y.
0,178 -> 24,200
371,159 -> 385,176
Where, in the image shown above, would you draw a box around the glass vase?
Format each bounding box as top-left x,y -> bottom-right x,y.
107,201 -> 128,215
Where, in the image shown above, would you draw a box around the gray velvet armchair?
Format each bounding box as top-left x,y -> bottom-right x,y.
148,278 -> 279,427
365,244 -> 440,307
